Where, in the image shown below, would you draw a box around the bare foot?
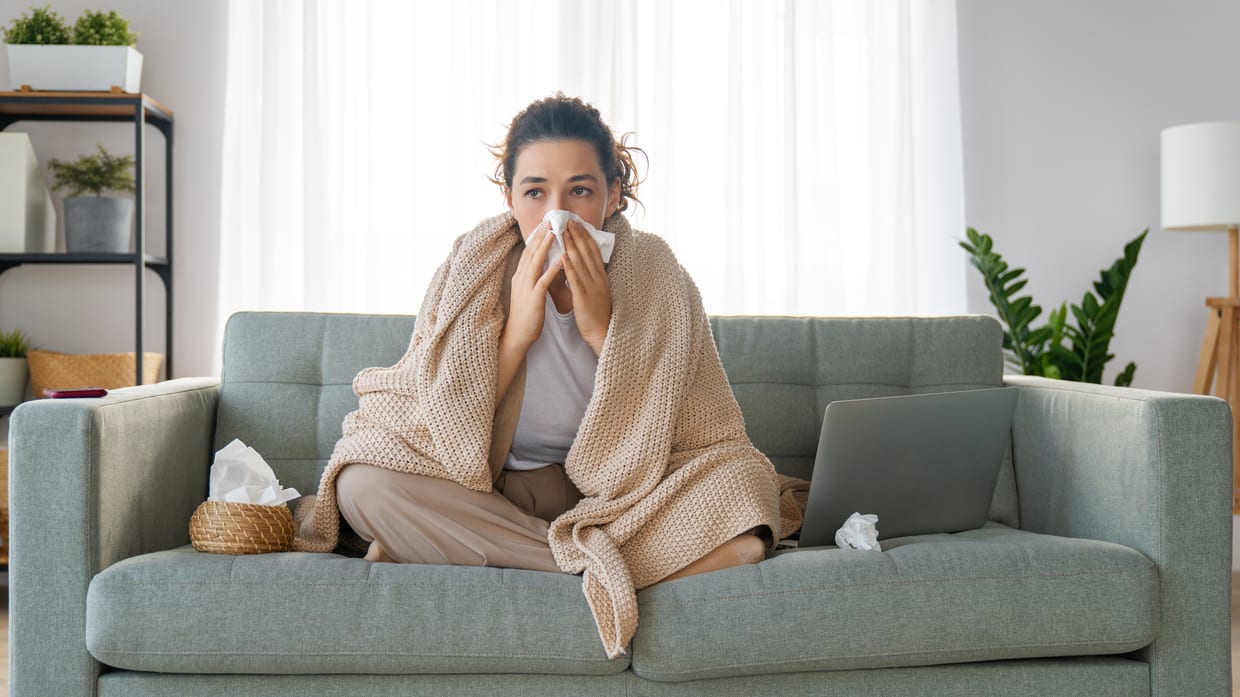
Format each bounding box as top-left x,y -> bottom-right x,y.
363,540 -> 395,563
659,533 -> 765,583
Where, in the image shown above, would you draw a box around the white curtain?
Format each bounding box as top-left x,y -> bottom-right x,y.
219,0 -> 965,352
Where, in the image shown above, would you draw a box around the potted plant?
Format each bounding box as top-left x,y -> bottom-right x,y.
0,328 -> 32,407
4,6 -> 142,92
48,144 -> 136,253
960,228 -> 1147,386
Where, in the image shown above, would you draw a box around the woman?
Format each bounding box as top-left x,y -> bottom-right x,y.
294,94 -> 797,658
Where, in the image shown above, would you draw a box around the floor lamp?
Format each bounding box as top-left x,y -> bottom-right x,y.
1162,120 -> 1240,511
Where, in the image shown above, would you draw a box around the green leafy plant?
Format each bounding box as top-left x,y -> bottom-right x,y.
72,9 -> 137,46
0,329 -> 33,358
960,228 -> 1148,387
2,5 -> 70,44
3,7 -> 137,46
48,144 -> 136,197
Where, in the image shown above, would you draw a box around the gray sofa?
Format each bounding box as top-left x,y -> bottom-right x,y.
9,312 -> 1232,696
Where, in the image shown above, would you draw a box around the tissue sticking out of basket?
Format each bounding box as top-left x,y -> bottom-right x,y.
208,439 -> 300,505
189,439 -> 300,554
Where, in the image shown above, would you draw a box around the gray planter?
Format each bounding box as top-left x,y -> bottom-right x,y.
64,196 -> 134,254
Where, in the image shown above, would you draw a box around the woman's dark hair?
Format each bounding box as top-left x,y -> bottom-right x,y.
491,93 -> 645,213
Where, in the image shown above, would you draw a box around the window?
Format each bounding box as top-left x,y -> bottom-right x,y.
220,0 -> 964,330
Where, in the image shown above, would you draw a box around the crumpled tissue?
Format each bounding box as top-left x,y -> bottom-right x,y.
208,438 -> 300,505
835,512 -> 882,552
541,209 -> 615,271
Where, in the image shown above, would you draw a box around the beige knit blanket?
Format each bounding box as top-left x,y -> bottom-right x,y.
293,211 -> 805,658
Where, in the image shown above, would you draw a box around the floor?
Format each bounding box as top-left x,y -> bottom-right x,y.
0,575 -> 1234,695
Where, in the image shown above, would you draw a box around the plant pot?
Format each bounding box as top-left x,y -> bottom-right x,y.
6,45 -> 143,92
64,196 -> 133,253
0,356 -> 28,407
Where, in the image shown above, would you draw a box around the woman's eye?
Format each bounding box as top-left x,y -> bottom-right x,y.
523,189 -> 543,199
572,186 -> 591,196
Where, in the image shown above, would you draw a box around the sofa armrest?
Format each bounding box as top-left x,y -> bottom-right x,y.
1003,375 -> 1230,696
9,377 -> 219,697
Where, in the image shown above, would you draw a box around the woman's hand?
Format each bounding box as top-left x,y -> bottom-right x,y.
497,222 -> 562,403
505,221 -> 562,351
562,220 -> 612,355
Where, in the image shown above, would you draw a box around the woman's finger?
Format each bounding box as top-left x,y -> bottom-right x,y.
536,255 -> 564,293
563,238 -> 605,300
562,245 -> 578,285
516,221 -> 552,278
573,223 -> 605,275
564,225 -> 601,284
573,221 -> 606,268
530,222 -> 558,265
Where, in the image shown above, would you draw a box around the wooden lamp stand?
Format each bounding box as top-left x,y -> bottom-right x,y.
1192,225 -> 1240,511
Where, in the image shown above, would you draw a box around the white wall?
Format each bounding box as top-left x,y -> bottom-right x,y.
957,0 -> 1240,391
0,1 -> 227,380
956,0 -> 1240,569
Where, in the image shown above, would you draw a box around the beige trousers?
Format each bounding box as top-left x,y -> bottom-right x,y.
335,463 -> 582,572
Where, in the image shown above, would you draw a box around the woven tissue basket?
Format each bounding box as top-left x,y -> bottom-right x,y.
28,349 -> 162,396
189,501 -> 295,554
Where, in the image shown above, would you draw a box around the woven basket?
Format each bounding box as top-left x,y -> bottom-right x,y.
189,500 -> 295,555
28,349 -> 162,396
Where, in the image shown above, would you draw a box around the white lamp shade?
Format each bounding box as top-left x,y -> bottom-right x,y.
1162,120 -> 1240,231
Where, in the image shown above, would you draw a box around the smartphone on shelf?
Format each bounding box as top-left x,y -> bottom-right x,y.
43,387 -> 109,398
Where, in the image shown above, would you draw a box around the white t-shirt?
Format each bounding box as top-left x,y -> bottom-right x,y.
503,293 -> 599,471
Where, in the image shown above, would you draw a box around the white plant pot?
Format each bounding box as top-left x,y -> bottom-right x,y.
6,45 -> 142,92
0,356 -> 28,407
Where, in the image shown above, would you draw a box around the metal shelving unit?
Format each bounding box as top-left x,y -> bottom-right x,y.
0,89 -> 174,382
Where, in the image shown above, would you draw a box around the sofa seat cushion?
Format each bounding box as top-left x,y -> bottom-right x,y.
86,548 -> 627,675
631,524 -> 1158,682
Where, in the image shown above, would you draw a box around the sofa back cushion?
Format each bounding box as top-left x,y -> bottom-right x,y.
216,313 -> 1012,523
216,313 -> 417,500
710,316 -> 1005,479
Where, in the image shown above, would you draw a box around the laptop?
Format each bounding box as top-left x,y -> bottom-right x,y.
796,387 -> 1018,548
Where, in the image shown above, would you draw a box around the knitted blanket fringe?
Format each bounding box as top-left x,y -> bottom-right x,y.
292,211 -> 804,658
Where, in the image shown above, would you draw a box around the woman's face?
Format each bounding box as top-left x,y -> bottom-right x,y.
505,139 -> 621,242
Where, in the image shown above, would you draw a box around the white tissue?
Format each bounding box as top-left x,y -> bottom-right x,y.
541,209 -> 615,271
835,512 -> 882,552
208,438 -> 300,505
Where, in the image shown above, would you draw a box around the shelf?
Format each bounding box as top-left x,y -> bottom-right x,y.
0,90 -> 175,381
0,253 -> 172,292
0,90 -> 172,126
0,253 -> 168,267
